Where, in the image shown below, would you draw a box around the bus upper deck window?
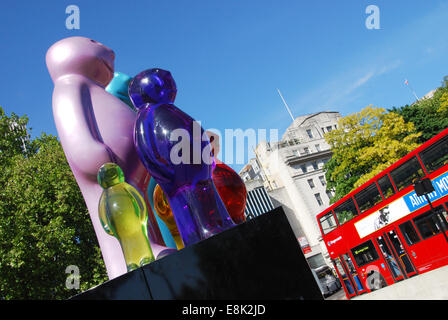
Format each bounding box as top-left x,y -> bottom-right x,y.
354,183 -> 382,213
334,198 -> 359,225
377,175 -> 395,199
319,211 -> 337,235
390,156 -> 425,191
419,135 -> 448,173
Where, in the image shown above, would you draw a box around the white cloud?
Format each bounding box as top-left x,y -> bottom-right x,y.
290,59 -> 403,112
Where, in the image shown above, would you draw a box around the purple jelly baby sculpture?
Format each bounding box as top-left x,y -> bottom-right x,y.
45,37 -> 174,279
129,68 -> 235,246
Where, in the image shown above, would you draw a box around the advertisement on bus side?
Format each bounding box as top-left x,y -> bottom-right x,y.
354,171 -> 448,239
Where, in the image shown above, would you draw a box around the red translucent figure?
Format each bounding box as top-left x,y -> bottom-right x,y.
213,162 -> 247,224
207,131 -> 247,224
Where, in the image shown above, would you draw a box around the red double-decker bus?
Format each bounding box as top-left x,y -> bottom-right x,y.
317,127 -> 448,299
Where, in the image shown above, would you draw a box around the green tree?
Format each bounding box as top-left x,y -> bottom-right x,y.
324,106 -> 421,203
0,107 -> 107,299
390,77 -> 448,143
437,91 -> 448,115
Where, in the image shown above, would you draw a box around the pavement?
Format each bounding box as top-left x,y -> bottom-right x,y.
324,288 -> 347,300
324,265 -> 448,300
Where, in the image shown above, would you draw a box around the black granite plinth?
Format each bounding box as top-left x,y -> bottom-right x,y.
71,206 -> 323,300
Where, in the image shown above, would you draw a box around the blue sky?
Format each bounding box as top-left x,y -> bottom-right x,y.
1,1 -> 447,172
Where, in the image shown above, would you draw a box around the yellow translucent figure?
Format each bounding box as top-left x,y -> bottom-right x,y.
97,163 -> 155,271
153,185 -> 185,250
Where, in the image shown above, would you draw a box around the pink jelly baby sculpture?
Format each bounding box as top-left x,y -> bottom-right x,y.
45,37 -> 174,279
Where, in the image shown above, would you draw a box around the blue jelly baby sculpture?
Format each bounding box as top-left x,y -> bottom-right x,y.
97,162 -> 154,271
129,68 -> 235,246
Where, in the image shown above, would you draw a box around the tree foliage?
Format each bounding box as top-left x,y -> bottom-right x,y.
324,106 -> 421,204
390,80 -> 448,143
0,106 -> 107,299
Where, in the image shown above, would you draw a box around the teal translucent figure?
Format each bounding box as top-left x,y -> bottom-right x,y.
105,72 -> 135,111
97,163 -> 155,271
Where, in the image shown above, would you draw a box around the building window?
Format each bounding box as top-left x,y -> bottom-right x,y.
326,190 -> 333,200
252,163 -> 260,173
315,193 -> 324,206
308,179 -> 315,189
315,144 -> 321,152
318,175 -> 326,186
301,165 -> 308,173
306,129 -> 313,139
303,147 -> 310,155
312,161 -> 318,170
326,126 -> 333,132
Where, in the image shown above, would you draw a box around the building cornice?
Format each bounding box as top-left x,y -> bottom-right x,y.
284,149 -> 332,166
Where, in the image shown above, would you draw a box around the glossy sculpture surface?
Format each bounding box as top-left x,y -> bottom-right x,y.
206,131 -> 247,224
98,163 -> 154,271
213,162 -> 247,224
129,68 -> 177,108
105,71 -> 174,251
105,72 -> 135,110
45,37 -> 172,279
130,68 -> 235,246
98,163 -> 155,271
147,177 -> 177,249
153,184 -> 184,250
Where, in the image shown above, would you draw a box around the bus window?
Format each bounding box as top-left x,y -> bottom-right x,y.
398,221 -> 421,246
342,253 -> 365,292
413,206 -> 448,240
444,203 -> 448,223
386,230 -> 416,275
419,135 -> 448,173
334,257 -> 355,295
390,157 -> 425,191
319,211 -> 337,235
377,175 -> 395,199
376,236 -> 403,279
354,183 -> 383,213
351,240 -> 379,268
334,198 -> 358,225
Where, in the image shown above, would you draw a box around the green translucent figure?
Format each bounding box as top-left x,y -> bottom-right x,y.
97,163 -> 155,271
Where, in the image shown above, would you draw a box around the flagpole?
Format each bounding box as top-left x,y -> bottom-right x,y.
277,89 -> 295,122
404,79 -> 420,101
